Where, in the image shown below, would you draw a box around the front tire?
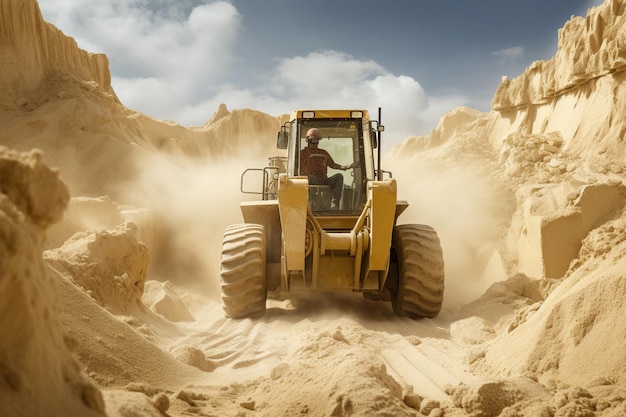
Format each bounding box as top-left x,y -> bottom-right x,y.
388,224 -> 445,318
220,224 -> 267,318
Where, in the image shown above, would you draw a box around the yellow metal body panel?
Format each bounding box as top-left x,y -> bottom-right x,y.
302,179 -> 397,292
275,178 -> 397,293
315,216 -> 359,230
277,174 -> 308,272
240,200 -> 280,261
368,180 -> 397,271
291,109 -> 370,120
317,255 -> 356,289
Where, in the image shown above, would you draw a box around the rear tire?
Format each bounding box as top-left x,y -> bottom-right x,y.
220,224 -> 267,318
388,224 -> 445,318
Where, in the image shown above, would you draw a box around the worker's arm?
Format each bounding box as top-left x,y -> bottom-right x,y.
324,150 -> 355,170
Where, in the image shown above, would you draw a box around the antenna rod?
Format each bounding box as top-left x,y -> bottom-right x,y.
377,107 -> 382,180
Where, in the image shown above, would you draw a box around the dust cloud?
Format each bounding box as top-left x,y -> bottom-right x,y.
118,151 -> 270,296
390,149 -> 514,309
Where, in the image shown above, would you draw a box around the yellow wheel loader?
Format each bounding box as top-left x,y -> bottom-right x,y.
220,109 -> 444,319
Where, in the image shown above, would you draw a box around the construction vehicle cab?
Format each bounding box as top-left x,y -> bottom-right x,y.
220,109 -> 445,319
280,110 -> 378,213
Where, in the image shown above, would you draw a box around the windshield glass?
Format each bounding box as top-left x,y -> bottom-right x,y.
297,118 -> 367,214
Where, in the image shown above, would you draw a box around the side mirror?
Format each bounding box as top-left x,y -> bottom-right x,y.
369,121 -> 384,149
371,130 -> 378,149
276,131 -> 288,149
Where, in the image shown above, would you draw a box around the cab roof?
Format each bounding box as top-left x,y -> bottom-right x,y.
291,110 -> 370,120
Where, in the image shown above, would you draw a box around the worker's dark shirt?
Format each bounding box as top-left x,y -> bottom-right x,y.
300,146 -> 341,179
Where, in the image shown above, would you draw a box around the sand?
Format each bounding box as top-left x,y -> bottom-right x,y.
1,0 -> 626,416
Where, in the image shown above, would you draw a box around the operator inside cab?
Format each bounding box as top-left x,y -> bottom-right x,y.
299,128 -> 354,209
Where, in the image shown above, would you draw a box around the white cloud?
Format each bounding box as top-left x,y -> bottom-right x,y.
38,1 -> 469,148
272,51 -> 385,97
177,51 -> 436,146
39,0 -> 241,120
492,46 -> 525,64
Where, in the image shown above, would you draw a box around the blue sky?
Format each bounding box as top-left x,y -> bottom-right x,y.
38,0 -> 604,148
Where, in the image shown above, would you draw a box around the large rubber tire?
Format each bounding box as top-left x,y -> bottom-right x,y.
220,224 -> 267,319
388,224 -> 445,319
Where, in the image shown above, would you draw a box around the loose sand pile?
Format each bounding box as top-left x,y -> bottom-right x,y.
1,0 -> 626,416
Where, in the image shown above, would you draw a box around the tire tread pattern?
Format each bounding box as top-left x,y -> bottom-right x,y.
391,224 -> 445,318
220,224 -> 267,318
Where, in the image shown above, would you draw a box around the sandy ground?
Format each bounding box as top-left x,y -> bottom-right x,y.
2,0 -> 626,416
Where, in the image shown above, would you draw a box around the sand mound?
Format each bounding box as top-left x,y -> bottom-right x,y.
46,222 -> 149,313
0,147 -> 103,417
479,226 -> 626,388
